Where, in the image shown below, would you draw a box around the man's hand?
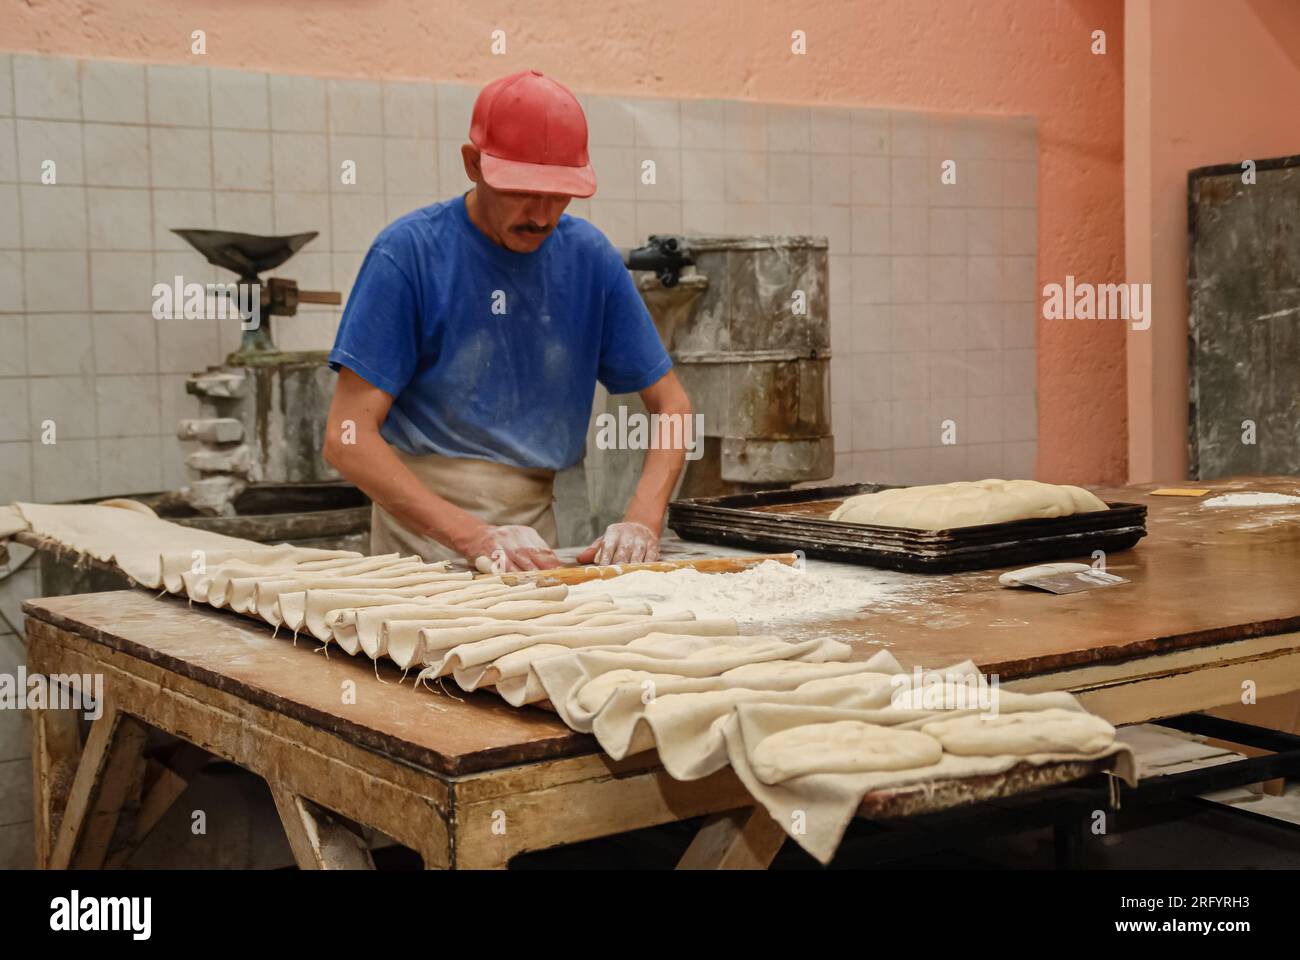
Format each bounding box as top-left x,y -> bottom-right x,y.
577,521 -> 660,566
463,524 -> 563,573
584,371 -> 689,568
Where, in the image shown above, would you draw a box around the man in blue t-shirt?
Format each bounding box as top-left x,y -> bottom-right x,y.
324,70 -> 690,572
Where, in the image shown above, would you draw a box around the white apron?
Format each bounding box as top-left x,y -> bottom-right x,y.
370,448 -> 558,563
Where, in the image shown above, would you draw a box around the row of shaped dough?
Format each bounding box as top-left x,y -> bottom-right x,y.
158,542 -> 1132,862
1,501 -> 1133,864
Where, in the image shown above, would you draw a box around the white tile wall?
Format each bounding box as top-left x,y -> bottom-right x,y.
0,52 -> 1038,506
0,54 -> 431,502
569,99 -> 1045,488
0,555 -> 35,868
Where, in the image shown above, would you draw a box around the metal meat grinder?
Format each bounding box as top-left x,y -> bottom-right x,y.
172,229 -> 344,515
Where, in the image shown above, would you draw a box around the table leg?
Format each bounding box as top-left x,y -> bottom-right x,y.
104,744 -> 211,868
270,784 -> 376,870
30,701 -> 83,869
47,701 -> 148,869
677,807 -> 786,870
1053,817 -> 1083,869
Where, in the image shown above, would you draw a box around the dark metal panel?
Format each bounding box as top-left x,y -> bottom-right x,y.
1188,154 -> 1300,479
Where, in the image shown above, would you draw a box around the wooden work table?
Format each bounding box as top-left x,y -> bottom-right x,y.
20,475 -> 1300,868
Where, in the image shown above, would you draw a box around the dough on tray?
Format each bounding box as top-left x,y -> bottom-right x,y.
750,720 -> 943,784
921,708 -> 1115,757
829,478 -> 1108,531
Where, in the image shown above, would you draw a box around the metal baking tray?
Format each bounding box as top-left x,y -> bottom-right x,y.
667,482 -> 1148,573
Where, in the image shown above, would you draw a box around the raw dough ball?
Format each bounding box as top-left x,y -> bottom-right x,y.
829,479 -> 1108,531
474,555 -> 496,575
750,721 -> 943,784
921,708 -> 1115,757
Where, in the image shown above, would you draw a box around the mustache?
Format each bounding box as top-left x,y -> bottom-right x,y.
512,222 -> 553,235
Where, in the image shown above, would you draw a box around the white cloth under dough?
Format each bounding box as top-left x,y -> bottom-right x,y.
279,580 -> 475,638
379,601 -> 639,669
324,592 -> 622,657
0,505 -> 30,540
484,637 -> 819,712
829,479 -> 1108,530
472,629 -> 755,707
584,660 -> 887,758
531,642 -> 893,778
722,687 -> 1136,864
621,658 -> 906,781
12,501 -> 356,587
423,616 -> 740,682
228,555 -> 430,615
182,554 -> 421,606
539,634 -> 854,731
250,562 -> 455,624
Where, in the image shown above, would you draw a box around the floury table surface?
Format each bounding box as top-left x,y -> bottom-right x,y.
19,474 -> 1300,687
660,476 -> 1300,678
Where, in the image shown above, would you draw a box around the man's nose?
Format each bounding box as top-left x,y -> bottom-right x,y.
522,194 -> 559,221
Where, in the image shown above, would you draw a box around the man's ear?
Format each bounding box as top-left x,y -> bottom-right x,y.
461,144 -> 482,183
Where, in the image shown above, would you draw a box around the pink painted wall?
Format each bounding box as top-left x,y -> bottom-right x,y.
1127,0 -> 1300,482
2,0 -> 1130,483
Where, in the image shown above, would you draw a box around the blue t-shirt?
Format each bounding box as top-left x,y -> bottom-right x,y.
328,195 -> 672,471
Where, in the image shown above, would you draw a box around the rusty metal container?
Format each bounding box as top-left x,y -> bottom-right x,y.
586,235 -> 833,530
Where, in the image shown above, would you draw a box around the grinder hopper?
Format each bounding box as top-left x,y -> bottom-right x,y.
171,228 -> 341,355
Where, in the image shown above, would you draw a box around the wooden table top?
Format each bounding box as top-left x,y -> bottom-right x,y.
24,589 -> 589,777
21,475 -> 1300,773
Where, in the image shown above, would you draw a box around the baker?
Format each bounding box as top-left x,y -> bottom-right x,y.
324,70 -> 691,573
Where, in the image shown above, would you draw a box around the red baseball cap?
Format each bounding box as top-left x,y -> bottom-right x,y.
469,70 -> 597,198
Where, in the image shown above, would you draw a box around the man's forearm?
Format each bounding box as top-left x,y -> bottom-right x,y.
622,373 -> 694,534
623,438 -> 686,531
324,431 -> 482,554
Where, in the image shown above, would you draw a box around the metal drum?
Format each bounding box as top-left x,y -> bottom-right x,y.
586,235 -> 834,531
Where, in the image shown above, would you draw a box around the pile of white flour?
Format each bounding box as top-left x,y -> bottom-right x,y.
569,559 -> 916,626
1202,492 -> 1300,508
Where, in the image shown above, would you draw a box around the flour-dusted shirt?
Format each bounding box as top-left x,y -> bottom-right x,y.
328,194 -> 672,471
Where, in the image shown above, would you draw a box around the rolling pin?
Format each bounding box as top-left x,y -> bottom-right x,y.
483,553 -> 800,587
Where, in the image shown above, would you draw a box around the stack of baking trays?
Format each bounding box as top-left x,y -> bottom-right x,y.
667,483 -> 1148,573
